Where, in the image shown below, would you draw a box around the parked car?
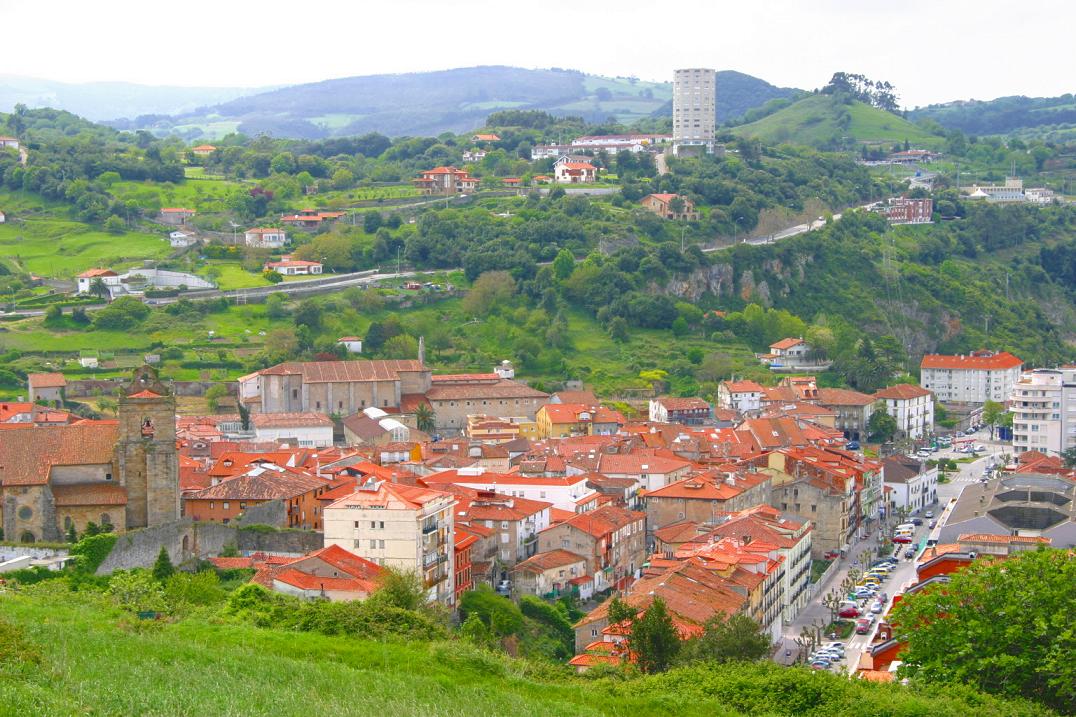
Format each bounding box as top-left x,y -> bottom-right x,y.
839,604 -> 860,618
925,511 -> 934,519
810,660 -> 832,670
846,441 -> 861,450
928,520 -> 937,529
904,548 -> 916,559
495,579 -> 511,595
855,617 -> 873,634
893,535 -> 913,544
912,518 -> 924,526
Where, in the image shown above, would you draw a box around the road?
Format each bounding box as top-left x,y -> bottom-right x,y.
777,426 -> 1012,672
702,213 -> 842,253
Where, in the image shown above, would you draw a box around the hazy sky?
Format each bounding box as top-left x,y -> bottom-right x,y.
4,0 -> 1072,107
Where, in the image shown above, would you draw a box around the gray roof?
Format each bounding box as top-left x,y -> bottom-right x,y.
946,472 -> 1075,534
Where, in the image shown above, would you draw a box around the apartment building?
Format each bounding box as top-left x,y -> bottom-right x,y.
817,387 -> 876,441
322,480 -> 457,604
717,380 -> 765,413
537,505 -> 647,592
672,68 -> 716,154
1010,367 -> 1076,455
920,350 -> 1023,404
873,384 -> 935,439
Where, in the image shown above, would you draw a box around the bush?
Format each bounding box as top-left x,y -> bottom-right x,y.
69,532 -> 117,574
107,570 -> 166,613
163,571 -> 225,608
459,586 -> 524,636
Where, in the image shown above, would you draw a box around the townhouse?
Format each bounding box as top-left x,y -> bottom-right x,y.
873,384 -> 934,439
184,463 -> 331,529
537,504 -> 647,592
642,468 -> 772,529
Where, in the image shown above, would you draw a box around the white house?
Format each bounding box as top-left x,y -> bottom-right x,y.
76,268 -> 122,295
717,380 -> 765,413
0,210 -> 6,223
245,227 -> 288,249
250,412 -> 335,447
553,158 -> 598,184
263,258 -> 323,276
337,336 -> 363,353
873,384 -> 934,440
0,136 -> 20,150
422,467 -> 598,514
169,231 -> 195,248
883,454 -> 939,514
760,337 -> 817,369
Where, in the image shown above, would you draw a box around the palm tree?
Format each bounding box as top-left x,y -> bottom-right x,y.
88,277 -> 110,301
414,402 -> 435,433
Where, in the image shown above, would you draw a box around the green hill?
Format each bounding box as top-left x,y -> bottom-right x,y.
0,590 -> 1053,717
732,94 -> 941,149
908,94 -> 1076,137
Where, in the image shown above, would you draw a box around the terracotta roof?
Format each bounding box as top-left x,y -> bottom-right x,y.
191,145 -> 216,151
513,549 -> 588,573
559,161 -> 596,170
187,465 -> 328,501
540,403 -> 625,425
920,351 -> 1023,370
770,337 -> 804,350
27,373 -> 67,388
956,533 -> 1051,545
653,520 -> 702,545
426,379 -> 548,401
0,421 -> 119,486
245,227 -> 286,234
326,480 -> 452,511
161,207 -> 196,213
431,373 -> 500,382
568,653 -> 622,668
77,268 -> 118,279
873,384 -> 932,400
259,359 -> 424,382
644,471 -> 768,501
548,504 -> 644,539
250,412 -> 334,428
817,387 -> 875,406
127,389 -> 162,399
656,397 -> 710,411
597,453 -> 692,475
723,380 -> 765,394
552,390 -> 599,404
208,556 -> 256,570
51,483 -> 128,506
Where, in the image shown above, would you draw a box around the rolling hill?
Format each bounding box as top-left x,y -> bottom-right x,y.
116,66 -> 800,139
732,94 -> 941,149
908,94 -> 1076,138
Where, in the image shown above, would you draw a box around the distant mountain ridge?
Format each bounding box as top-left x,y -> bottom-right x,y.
908,94 -> 1076,136
0,75 -> 263,122
107,66 -> 801,139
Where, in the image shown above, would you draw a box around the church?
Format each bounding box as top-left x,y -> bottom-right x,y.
0,366 -> 179,543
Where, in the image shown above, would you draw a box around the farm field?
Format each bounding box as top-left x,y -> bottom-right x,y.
0,216 -> 170,278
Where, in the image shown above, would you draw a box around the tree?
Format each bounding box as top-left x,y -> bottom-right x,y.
981,400 -> 1006,439
606,596 -> 636,627
263,269 -> 283,284
43,303 -> 63,327
293,300 -> 322,330
608,316 -> 630,342
462,270 -> 516,317
671,316 -> 689,337
331,168 -> 354,190
460,612 -> 495,648
265,292 -> 288,319
205,384 -> 228,413
891,548 -> 1075,713
381,334 -> 418,360
629,597 -> 680,674
867,405 -> 898,442
152,547 -> 175,582
104,215 -> 125,234
1061,447 -> 1076,469
552,248 -> 575,281
65,522 -> 77,543
678,613 -> 772,665
363,211 -> 383,234
368,568 -> 427,611
93,296 -> 150,330
88,277 -> 110,301
414,402 -> 436,433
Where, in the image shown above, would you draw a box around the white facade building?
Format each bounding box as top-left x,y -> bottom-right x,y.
717,380 -> 765,413
920,351 -> 1024,404
873,384 -> 935,439
323,480 -> 457,604
883,455 -> 939,514
245,228 -> 288,248
672,68 -> 716,154
250,412 -> 335,447
423,467 -> 598,514
1010,367 -> 1076,456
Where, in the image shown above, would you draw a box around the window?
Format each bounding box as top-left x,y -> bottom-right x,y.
209,502 -> 215,510
379,539 -> 385,549
223,502 -> 230,510
105,472 -> 113,481
292,389 -> 298,399
316,401 -> 321,410
354,521 -> 360,528
354,539 -> 361,548
811,505 -> 817,513
17,505 -> 32,520
370,539 -> 377,549
500,521 -> 509,529
501,533 -> 509,543
383,400 -> 388,407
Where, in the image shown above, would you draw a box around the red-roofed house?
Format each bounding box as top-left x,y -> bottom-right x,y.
643,469 -> 773,528
511,548 -> 590,598
537,504 -> 646,591
270,544 -> 384,601
75,268 -> 121,295
553,158 -> 598,184
158,207 -> 196,226
191,144 -> 216,156
322,479 -> 457,604
263,258 -> 323,276
920,350 -> 1023,404
717,380 -> 765,413
873,384 -> 934,439
472,133 -> 500,143
536,403 -> 626,438
639,193 -> 699,221
184,463 -> 331,529
421,466 -> 598,514
27,373 -> 67,406
648,397 -> 712,425
244,227 -> 287,249
413,166 -> 479,195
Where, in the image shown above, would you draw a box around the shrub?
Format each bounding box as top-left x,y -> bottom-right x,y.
107,570 -> 167,613
69,532 -> 117,574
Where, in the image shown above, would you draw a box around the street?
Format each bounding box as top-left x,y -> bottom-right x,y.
776,426 -> 1013,672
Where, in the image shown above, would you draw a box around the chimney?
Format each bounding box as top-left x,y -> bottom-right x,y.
418,335 -> 426,365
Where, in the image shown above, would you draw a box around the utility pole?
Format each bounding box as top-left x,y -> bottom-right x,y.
1005,272 -> 1011,301
681,223 -> 686,252
397,246 -> 402,276
984,315 -> 991,335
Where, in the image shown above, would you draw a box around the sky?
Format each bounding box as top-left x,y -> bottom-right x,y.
3,0 -> 1073,107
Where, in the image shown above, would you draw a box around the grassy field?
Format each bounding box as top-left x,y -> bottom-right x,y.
110,175 -> 246,214
733,95 -> 942,149
0,216 -> 170,278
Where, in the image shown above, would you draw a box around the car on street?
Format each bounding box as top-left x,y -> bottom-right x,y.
855,617 -> 873,634
912,518 -> 923,525
839,603 -> 860,618
929,520 -> 937,529
893,534 -> 913,543
870,601 -> 884,614
904,548 -> 916,559
925,510 -> 934,519
845,441 -> 861,450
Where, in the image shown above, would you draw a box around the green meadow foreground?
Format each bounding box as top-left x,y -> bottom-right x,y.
0,586 -> 1052,717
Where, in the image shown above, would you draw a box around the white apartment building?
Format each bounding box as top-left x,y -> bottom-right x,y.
717,380 -> 765,413
323,480 -> 456,604
1010,367 -> 1076,456
873,384 -> 935,439
883,454 -> 939,514
422,466 -> 599,514
672,68 -> 716,154
920,350 -> 1024,404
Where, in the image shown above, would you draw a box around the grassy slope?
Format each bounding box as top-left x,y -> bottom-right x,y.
733,95 -> 940,148
0,216 -> 170,278
1,590 -> 1053,717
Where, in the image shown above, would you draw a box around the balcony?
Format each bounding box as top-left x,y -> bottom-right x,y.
422,521 -> 440,535
423,552 -> 448,569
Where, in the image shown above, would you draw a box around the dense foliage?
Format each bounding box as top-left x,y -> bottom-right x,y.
891,548 -> 1075,714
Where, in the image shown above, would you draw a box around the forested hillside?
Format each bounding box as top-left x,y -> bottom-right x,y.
910,94 -> 1076,137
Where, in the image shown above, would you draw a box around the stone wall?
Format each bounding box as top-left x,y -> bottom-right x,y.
66,379 -> 227,398
92,516 -> 323,573
0,545 -> 69,562
236,499 -> 287,528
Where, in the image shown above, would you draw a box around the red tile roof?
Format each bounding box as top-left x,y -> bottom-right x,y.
920,351 -> 1023,370
770,337 -> 804,350
258,359 -> 424,382
873,384 -> 932,400
187,465 -> 328,501
817,387 -> 876,406
0,421 -> 119,486
51,483 -> 128,507
513,549 -> 588,573
77,268 -> 118,279
27,372 -> 67,388
723,380 -> 766,393
547,504 -> 644,539
656,397 -> 710,411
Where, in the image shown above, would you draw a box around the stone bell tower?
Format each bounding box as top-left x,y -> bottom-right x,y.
116,366 -> 179,529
